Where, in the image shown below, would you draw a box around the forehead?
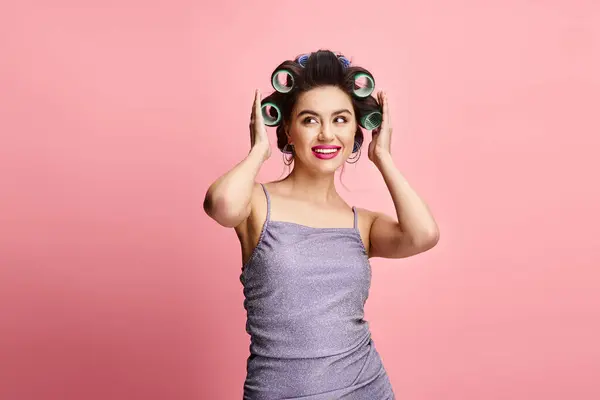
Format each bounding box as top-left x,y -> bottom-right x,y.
293,86 -> 353,115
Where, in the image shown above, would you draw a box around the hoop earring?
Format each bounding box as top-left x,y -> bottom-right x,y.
347,144 -> 361,164
282,143 -> 294,166
283,153 -> 294,166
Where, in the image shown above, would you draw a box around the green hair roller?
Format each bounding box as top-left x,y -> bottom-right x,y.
353,72 -> 375,98
360,111 -> 382,130
271,69 -> 295,93
261,102 -> 282,126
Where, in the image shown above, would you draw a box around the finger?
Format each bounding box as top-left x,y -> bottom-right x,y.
375,91 -> 386,131
383,91 -> 391,128
254,90 -> 262,120
251,89 -> 259,119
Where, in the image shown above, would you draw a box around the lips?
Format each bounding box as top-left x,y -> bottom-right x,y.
311,145 -> 342,160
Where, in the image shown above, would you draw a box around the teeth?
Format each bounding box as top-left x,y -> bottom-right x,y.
313,148 -> 339,154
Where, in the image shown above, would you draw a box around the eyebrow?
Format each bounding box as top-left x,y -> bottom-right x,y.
296,109 -> 353,118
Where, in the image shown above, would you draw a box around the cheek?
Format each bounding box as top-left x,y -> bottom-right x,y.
292,125 -> 317,145
343,126 -> 358,145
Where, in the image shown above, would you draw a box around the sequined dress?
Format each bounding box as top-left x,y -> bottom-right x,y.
239,183 -> 395,399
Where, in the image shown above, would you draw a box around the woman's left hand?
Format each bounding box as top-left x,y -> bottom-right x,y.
368,90 -> 393,166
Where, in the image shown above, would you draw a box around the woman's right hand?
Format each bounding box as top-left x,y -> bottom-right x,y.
249,89 -> 272,162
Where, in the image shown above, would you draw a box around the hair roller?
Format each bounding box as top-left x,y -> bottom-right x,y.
352,72 -> 375,98
261,101 -> 282,126
359,111 -> 382,130
271,69 -> 295,93
297,53 -> 310,67
337,55 -> 351,69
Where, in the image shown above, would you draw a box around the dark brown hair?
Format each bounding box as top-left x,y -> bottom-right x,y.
261,49 -> 381,161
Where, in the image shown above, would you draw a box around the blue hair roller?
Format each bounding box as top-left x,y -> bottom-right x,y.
297,53 -> 310,67
338,55 -> 351,69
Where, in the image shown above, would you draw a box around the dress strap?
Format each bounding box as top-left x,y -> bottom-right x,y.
259,183 -> 271,222
352,206 -> 358,230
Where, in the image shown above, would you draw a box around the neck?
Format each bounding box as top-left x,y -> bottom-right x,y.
283,164 -> 338,204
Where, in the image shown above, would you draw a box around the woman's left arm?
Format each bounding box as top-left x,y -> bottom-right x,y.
367,91 -> 439,259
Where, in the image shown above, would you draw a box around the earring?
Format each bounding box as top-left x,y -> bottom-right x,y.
347,148 -> 361,164
283,152 -> 294,166
347,141 -> 361,164
282,143 -> 294,166
282,143 -> 294,154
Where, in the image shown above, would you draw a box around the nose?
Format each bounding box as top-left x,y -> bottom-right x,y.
318,122 -> 335,141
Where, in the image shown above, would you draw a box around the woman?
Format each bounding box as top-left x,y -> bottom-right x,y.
204,50 -> 439,399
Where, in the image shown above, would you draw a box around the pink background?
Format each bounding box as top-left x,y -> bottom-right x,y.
1,1 -> 599,399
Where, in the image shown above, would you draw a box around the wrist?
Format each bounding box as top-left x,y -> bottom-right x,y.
249,143 -> 270,162
372,150 -> 393,170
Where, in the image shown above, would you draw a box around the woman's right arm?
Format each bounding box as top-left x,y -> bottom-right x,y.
203,90 -> 272,228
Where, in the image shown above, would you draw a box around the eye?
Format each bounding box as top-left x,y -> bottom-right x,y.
303,117 -> 318,124
335,116 -> 348,123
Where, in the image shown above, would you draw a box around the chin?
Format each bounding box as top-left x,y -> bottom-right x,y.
310,158 -> 346,174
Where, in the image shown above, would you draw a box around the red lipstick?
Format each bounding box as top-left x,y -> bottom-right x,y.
311,145 -> 342,160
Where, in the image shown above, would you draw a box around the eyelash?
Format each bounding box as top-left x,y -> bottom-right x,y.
303,116 -> 348,124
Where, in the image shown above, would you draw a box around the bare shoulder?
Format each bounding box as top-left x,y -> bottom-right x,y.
352,207 -> 378,254
233,182 -> 272,266
357,206 -> 439,259
353,207 -> 410,258
353,207 -> 378,226
353,206 -> 392,235
234,182 -> 266,234
358,207 -> 399,223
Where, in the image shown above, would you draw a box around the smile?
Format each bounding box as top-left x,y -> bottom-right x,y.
311,145 -> 342,160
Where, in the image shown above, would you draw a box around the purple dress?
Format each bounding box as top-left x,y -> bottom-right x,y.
239,183 -> 396,399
